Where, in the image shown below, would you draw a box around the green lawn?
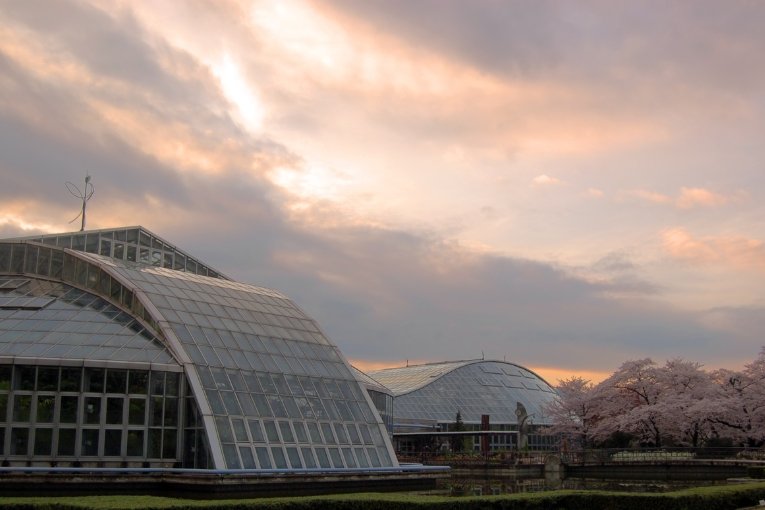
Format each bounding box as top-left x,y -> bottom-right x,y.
1,481 -> 765,509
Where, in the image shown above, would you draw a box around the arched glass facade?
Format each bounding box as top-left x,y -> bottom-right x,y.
0,228 -> 397,470
352,367 -> 393,437
369,360 -> 558,451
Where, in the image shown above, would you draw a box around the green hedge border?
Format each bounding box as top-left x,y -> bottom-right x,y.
1,481 -> 764,510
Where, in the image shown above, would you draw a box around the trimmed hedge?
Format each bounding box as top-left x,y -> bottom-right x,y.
0,482 -> 764,510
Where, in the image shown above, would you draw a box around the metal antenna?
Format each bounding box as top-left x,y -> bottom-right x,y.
66,174 -> 94,231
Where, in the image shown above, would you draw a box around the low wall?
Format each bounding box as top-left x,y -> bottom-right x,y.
565,463 -> 748,480
0,469 -> 448,498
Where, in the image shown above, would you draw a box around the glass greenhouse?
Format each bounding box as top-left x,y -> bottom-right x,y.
0,227 -> 397,470
369,360 -> 558,451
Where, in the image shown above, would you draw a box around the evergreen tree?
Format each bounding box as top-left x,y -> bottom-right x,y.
452,410 -> 465,452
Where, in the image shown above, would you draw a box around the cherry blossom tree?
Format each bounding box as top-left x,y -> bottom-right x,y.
590,358 -> 665,446
651,359 -> 715,447
546,349 -> 765,448
708,349 -> 765,446
543,376 -> 597,446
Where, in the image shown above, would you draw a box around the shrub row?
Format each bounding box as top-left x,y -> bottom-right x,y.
0,482 -> 764,510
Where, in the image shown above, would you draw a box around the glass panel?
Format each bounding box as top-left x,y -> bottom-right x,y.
205,390 -> 225,415
84,368 -> 104,393
294,422 -> 309,444
347,424 -> 361,445
60,368 -> 81,392
255,447 -> 271,469
127,430 -> 144,456
37,367 -> 58,391
15,366 -> 35,391
321,423 -> 335,444
0,244 -> 10,272
328,447 -> 343,468
72,234 -> 85,251
13,395 -> 31,422
34,428 -> 52,455
301,447 -> 316,468
232,418 -> 248,442
315,448 -> 331,468
220,392 -> 241,415
84,396 -> 101,424
307,422 -> 322,443
36,246 -> 51,276
36,395 -> 55,423
24,244 -> 38,275
252,394 -> 272,417
58,428 -> 76,456
247,419 -> 265,442
0,394 -> 6,422
216,416 -> 234,443
150,372 -> 165,395
268,395 -> 287,418
75,258 -> 87,285
106,397 -> 124,424
263,420 -> 280,443
106,370 -> 127,393
240,446 -> 256,469
105,429 -> 122,456
148,429 -> 162,458
164,397 -> 178,427
60,396 -> 78,423
367,447 -> 381,467
51,250 -> 63,278
166,373 -> 179,396
237,392 -> 257,416
279,421 -> 294,443
150,397 -> 163,426
334,423 -> 349,444
81,429 -> 100,456
129,371 -> 149,394
0,366 -> 10,390
286,447 -> 302,468
11,244 -> 25,273
128,398 -> 146,425
162,429 -> 176,458
100,238 -> 111,256
271,447 -> 287,469
11,428 -> 29,455
355,447 -> 369,468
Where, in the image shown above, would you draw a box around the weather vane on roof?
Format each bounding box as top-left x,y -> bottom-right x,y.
66,174 -> 94,231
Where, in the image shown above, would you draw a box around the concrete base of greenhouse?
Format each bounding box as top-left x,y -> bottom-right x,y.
0,469 -> 448,498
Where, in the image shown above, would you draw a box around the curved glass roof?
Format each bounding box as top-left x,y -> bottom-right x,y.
352,367 -> 392,396
0,276 -> 177,366
13,226 -> 229,280
370,360 -> 557,425
367,360 -> 477,395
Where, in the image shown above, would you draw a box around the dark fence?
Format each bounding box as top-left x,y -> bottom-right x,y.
397,451 -> 549,466
396,447 -> 765,467
561,447 -> 765,465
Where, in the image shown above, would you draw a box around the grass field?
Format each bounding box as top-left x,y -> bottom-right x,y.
0,481 -> 764,509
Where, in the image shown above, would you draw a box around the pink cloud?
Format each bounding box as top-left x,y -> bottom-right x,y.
624,187 -> 736,209
626,189 -> 673,204
532,174 -> 561,186
662,228 -> 765,271
675,187 -> 729,209
586,187 -> 604,198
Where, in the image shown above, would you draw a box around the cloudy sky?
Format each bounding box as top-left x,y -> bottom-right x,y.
1,0 -> 764,383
